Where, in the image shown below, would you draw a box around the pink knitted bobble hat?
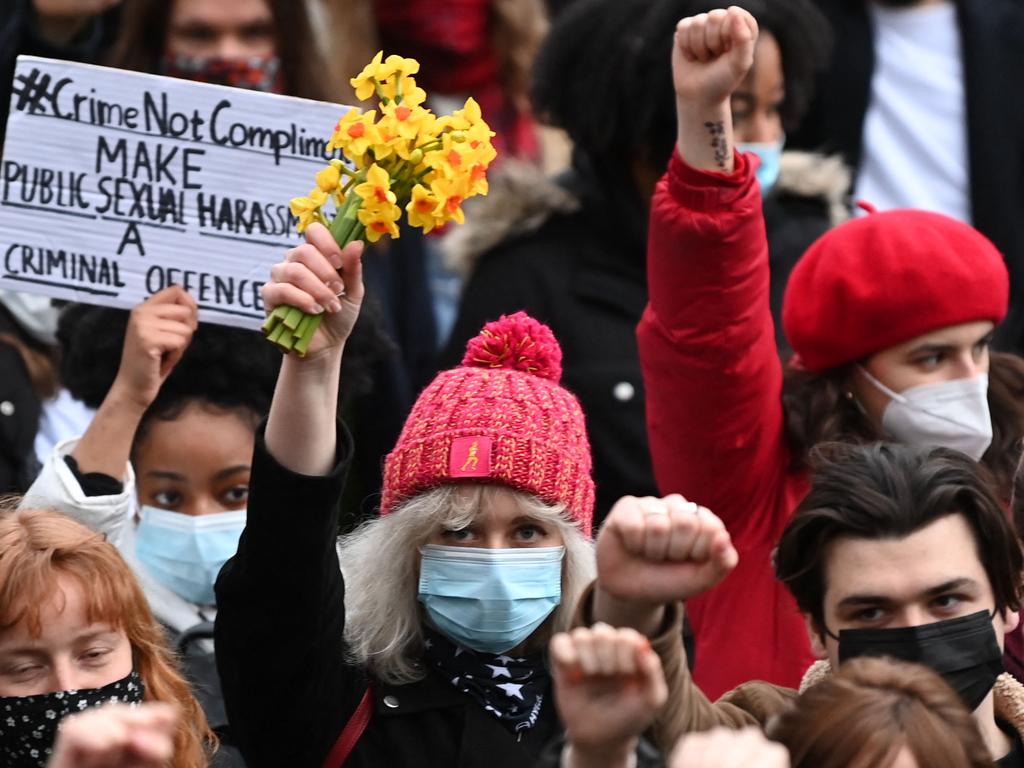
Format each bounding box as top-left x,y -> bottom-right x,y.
380,311 -> 595,536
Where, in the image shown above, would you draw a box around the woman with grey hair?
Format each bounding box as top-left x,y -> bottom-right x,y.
214,224 -> 599,767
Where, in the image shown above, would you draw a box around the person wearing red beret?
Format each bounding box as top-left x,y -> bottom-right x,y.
622,6 -> 1024,701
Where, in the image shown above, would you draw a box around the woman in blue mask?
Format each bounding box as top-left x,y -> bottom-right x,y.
211,225 -> 623,767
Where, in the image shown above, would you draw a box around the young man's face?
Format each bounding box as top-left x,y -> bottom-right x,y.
809,513 -> 1020,668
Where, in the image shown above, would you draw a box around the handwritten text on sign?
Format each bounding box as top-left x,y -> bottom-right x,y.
0,56 -> 352,328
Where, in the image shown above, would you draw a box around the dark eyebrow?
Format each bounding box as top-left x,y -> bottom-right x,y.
837,594 -> 893,610
212,465 -> 251,482
907,342 -> 954,357
922,578 -> 979,597
837,578 -> 980,610
145,470 -> 186,481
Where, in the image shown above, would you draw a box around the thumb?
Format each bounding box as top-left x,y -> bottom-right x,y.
340,240 -> 365,302
635,641 -> 668,706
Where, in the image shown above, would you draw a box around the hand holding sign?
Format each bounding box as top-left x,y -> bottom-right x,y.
112,285 -> 198,410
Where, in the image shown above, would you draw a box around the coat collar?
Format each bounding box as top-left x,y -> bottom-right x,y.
799,659 -> 1024,740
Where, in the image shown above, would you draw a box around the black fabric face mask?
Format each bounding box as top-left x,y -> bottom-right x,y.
826,610 -> 1004,711
0,670 -> 145,767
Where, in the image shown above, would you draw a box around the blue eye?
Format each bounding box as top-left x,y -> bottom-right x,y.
442,528 -> 473,542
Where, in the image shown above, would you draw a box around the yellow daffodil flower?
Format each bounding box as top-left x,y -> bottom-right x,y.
406,184 -> 443,234
353,164 -> 397,207
289,188 -> 328,233
358,202 -> 402,242
381,102 -> 432,142
350,51 -> 387,101
315,164 -> 341,193
430,176 -> 470,226
328,108 -> 379,161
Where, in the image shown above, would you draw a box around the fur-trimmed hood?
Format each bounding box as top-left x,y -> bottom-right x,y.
443,151 -> 851,278
799,659 -> 1024,741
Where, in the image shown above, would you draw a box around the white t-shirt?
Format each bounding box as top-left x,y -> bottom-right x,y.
855,1 -> 970,222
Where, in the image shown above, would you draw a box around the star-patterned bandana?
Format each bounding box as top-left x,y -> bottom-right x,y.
423,627 -> 549,732
0,671 -> 145,767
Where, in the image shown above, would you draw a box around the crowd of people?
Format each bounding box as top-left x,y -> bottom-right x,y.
3,0 -> 1024,766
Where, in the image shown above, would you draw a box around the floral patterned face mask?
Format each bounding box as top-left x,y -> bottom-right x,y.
159,54 -> 285,93
0,670 -> 145,767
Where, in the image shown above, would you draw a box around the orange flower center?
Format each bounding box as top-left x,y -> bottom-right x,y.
371,220 -> 389,233
445,195 -> 462,214
348,122 -> 366,139
373,187 -> 390,204
470,164 -> 486,181
470,140 -> 481,149
395,106 -> 412,121
415,198 -> 433,213
446,149 -> 462,168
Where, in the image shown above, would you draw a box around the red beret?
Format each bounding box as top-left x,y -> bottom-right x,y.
782,209 -> 1009,372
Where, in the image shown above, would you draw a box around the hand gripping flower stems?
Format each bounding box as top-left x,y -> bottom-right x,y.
263,52 -> 497,355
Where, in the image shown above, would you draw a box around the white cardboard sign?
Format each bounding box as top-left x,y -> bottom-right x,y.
0,56 -> 351,329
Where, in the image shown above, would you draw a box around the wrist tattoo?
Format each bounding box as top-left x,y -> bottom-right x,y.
705,121 -> 728,170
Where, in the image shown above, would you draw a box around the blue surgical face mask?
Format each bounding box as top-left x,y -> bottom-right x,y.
135,506 -> 247,605
418,545 -> 564,655
739,136 -> 785,195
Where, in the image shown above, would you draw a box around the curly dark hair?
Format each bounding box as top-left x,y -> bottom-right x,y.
57,297 -> 396,450
531,0 -> 831,177
781,352 -> 1024,500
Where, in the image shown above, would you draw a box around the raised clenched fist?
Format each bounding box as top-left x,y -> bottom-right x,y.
673,7 -> 758,108
596,494 -> 738,607
552,623 -> 668,768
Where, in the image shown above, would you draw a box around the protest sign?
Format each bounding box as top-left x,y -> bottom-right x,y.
0,55 -> 351,329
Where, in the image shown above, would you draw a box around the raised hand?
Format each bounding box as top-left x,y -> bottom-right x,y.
672,7 -> 758,172
552,624 -> 668,768
47,703 -> 177,768
262,222 -> 364,358
111,285 -> 198,410
674,8 -> 758,107
669,727 -> 790,768
593,495 -> 738,635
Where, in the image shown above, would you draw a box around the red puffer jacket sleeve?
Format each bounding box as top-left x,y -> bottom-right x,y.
637,149 -> 813,698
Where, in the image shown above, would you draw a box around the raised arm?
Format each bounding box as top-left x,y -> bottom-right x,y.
262,224 -> 364,475
24,287 -> 197,541
215,224 -> 367,767
639,7 -> 788,537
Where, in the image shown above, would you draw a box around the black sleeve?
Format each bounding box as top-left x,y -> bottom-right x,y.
214,419 -> 365,768
63,455 -> 123,497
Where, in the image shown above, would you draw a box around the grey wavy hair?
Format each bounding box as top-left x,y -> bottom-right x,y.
336,484 -> 596,685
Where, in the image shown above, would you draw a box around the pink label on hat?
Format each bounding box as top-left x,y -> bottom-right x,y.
449,436 -> 492,478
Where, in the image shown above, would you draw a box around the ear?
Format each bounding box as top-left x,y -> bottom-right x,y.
804,614 -> 828,660
1001,609 -> 1021,635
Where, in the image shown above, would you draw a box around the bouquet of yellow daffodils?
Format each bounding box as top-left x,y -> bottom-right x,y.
263,52 -> 497,355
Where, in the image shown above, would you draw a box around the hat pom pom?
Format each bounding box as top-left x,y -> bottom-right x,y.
462,311 -> 563,381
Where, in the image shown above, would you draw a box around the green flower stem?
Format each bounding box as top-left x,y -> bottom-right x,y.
282,306 -> 304,331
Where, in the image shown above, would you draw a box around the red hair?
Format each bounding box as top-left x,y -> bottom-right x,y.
0,505 -> 215,767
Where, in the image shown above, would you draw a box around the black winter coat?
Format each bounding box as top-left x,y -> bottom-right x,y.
214,423 -> 561,768
442,164 -> 657,528
443,157 -> 839,527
